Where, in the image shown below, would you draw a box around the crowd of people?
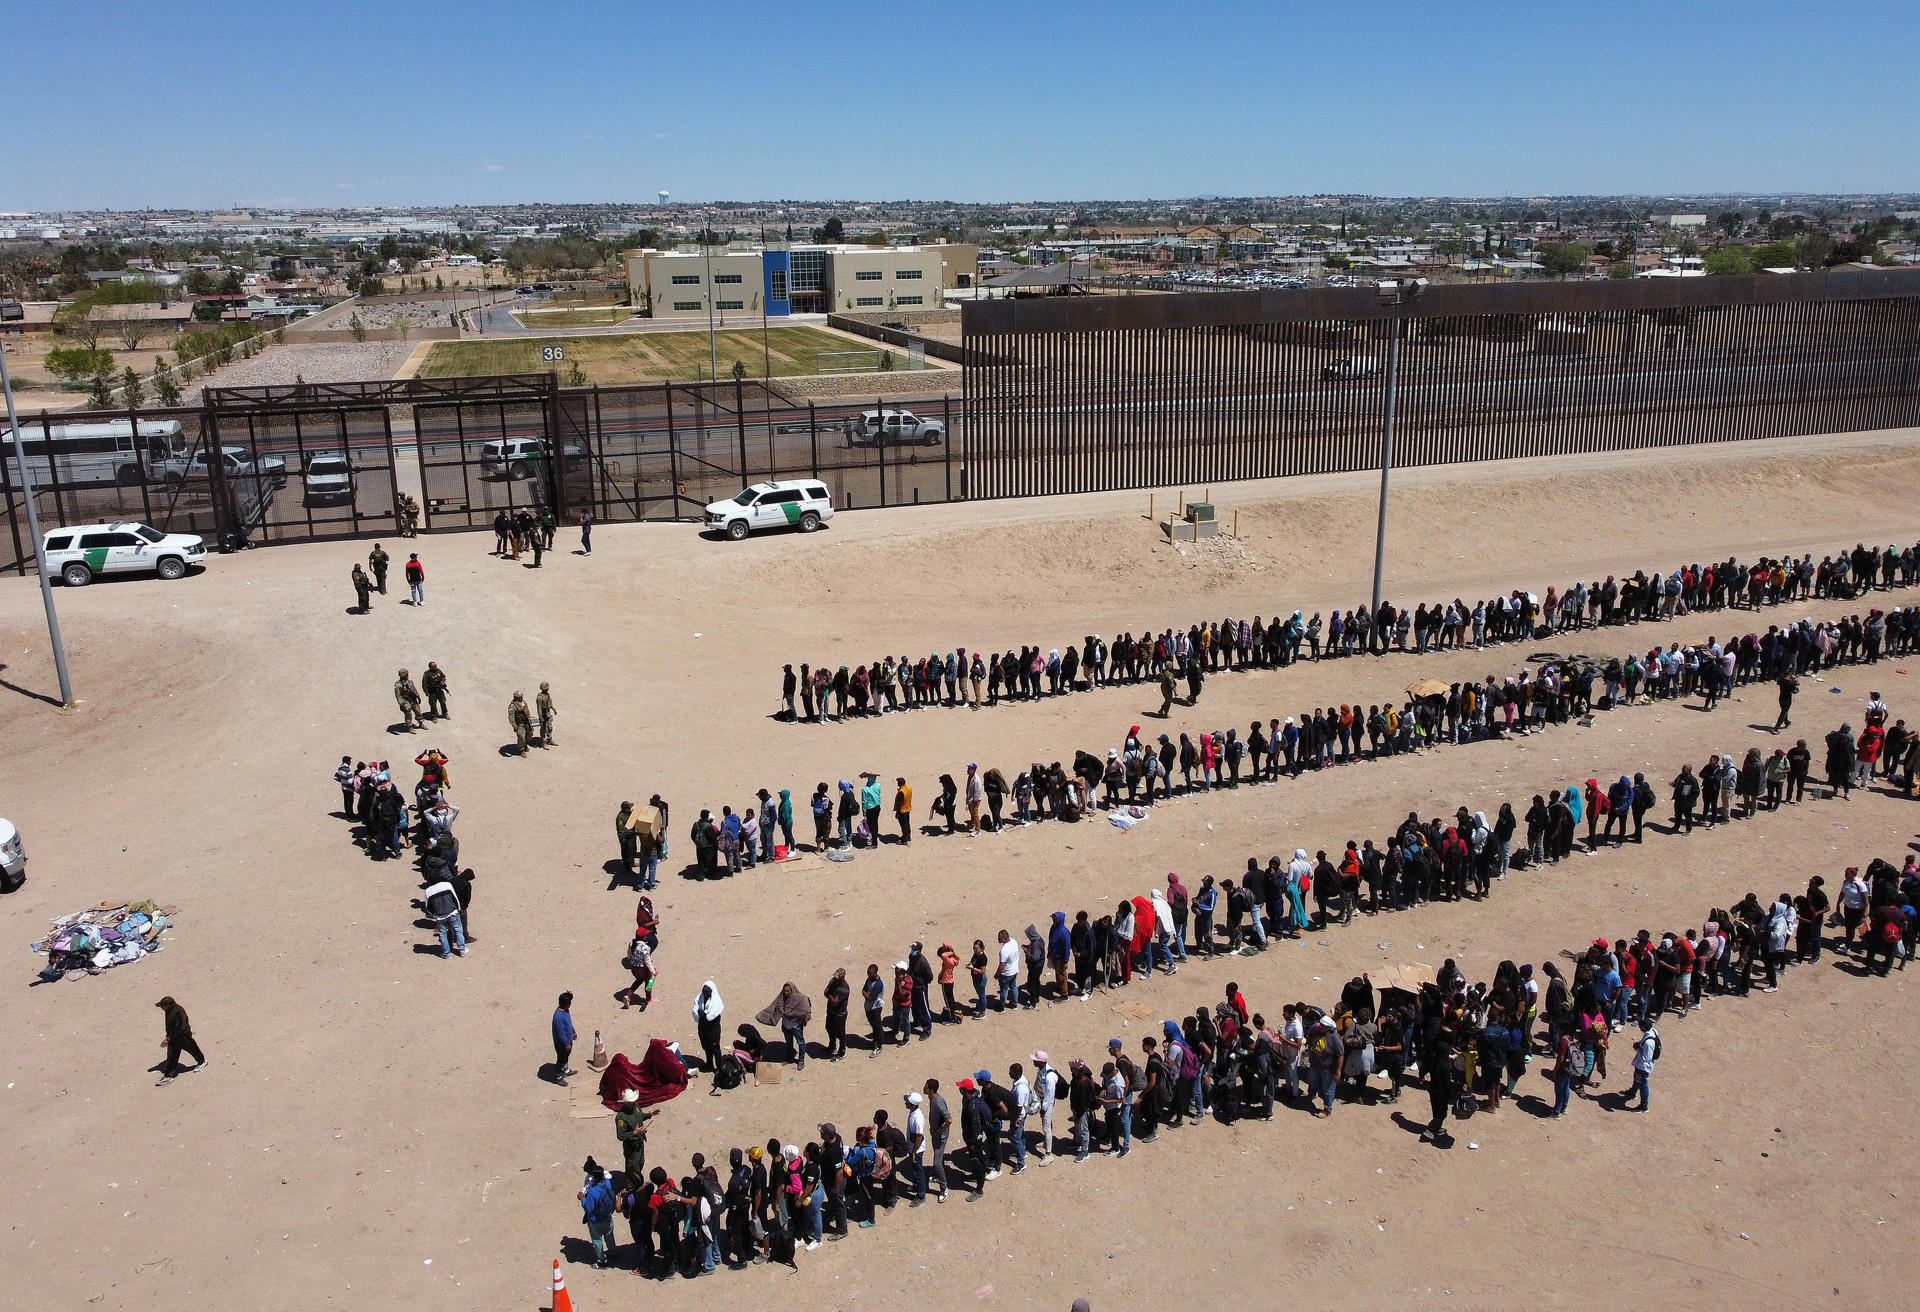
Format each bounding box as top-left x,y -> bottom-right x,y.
570,715 -> 1917,1277
774,541 -> 1920,723
331,745 -> 473,960
650,621 -> 1920,887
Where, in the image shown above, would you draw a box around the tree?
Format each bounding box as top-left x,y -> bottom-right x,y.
1795,230 -> 1834,269
566,360 -> 587,387
1539,242 -> 1590,278
112,311 -> 155,351
86,370 -> 117,408
53,304 -> 106,349
348,312 -> 367,342
121,366 -> 145,408
1703,245 -> 1754,276
1715,211 -> 1743,236
152,363 -> 182,407
218,270 -> 243,294
1608,261 -> 1633,280
44,346 -> 113,384
729,359 -> 746,382
817,216 -> 845,242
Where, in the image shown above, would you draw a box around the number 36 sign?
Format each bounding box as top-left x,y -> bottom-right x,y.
542,345 -> 565,362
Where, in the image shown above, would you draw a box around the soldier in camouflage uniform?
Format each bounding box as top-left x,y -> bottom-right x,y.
536,682 -> 557,747
368,543 -> 390,594
421,662 -> 449,719
394,669 -> 423,730
351,563 -> 372,613
508,692 -> 533,755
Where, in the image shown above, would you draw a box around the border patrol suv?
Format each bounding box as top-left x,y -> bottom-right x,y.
41,521 -> 207,585
703,480 -> 834,540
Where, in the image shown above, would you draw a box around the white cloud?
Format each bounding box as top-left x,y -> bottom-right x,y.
483,163 -> 504,172
651,132 -> 668,140
337,181 -> 356,190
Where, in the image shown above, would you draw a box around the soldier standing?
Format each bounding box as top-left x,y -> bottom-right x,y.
1158,665 -> 1177,717
530,524 -> 544,568
368,543 -> 390,594
508,692 -> 533,754
422,662 -> 450,719
394,669 -> 423,730
539,507 -> 557,550
537,682 -> 557,747
351,563 -> 372,613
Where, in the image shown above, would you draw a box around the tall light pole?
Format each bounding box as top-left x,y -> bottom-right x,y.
702,208 -> 719,382
1368,278 -> 1423,620
0,309 -> 75,706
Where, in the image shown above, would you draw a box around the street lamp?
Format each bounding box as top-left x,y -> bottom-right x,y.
1368,277 -> 1425,620
702,208 -> 719,382
0,300 -> 75,706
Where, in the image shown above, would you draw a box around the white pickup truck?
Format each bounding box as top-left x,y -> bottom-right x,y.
148,445 -> 288,487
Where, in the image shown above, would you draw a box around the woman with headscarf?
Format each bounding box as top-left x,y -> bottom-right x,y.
1113,901 -> 1136,984
693,981 -> 725,1071
1287,849 -> 1313,933
1737,747 -> 1764,817
756,982 -> 814,1071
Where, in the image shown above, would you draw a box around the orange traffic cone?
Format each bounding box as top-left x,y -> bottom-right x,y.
587,1030 -> 608,1072
550,1259 -> 573,1312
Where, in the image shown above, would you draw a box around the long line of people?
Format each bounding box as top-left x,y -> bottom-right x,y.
775,540 -> 1920,722
664,625 -> 1920,883
574,719 -> 1918,1278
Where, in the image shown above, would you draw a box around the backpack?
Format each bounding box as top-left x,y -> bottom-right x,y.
870,1146 -> 893,1179
712,1053 -> 743,1090
1649,1030 -> 1662,1062
1049,1069 -> 1069,1101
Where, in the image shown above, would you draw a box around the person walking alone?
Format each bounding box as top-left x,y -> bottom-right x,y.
405,552 -> 425,606
155,996 -> 205,1085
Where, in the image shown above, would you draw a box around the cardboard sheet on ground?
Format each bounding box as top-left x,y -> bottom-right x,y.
568,1081 -> 615,1119
1112,1000 -> 1155,1021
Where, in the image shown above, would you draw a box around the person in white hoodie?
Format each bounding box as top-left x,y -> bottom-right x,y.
1028,1051 -> 1058,1163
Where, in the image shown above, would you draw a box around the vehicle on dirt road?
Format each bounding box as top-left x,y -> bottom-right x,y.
40,521 -> 206,586
703,480 -> 834,540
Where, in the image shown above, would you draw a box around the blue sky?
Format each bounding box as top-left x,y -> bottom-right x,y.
5,0 -> 1916,209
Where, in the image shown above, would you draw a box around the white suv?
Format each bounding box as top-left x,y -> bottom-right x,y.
844,409 -> 945,447
41,521 -> 207,586
703,481 -> 834,540
302,452 -> 357,505
479,437 -> 585,480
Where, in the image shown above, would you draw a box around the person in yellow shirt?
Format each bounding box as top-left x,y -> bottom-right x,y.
893,777 -> 914,844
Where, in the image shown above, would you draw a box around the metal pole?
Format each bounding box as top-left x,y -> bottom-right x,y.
703,210 -> 718,382
0,338 -> 74,706
1369,303 -> 1401,618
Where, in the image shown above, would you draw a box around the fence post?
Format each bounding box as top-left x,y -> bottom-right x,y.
734,376 -> 749,484
546,370 -> 566,520
809,401 -> 818,480
943,394 -> 952,503
129,400 -> 154,526
876,395 -> 886,508
664,382 -> 684,517
1,418 -> 23,575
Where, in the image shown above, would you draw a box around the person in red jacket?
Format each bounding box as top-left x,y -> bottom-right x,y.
1856,722 -> 1886,785
404,552 -> 426,606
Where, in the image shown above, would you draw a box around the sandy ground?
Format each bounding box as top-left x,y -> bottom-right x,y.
3,428 -> 1919,1312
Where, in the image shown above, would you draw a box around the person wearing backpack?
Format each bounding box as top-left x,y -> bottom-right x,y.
1029,1051 -> 1061,1163
1629,1020 -> 1660,1110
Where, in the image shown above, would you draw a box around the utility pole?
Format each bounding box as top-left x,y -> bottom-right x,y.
0,316 -> 75,706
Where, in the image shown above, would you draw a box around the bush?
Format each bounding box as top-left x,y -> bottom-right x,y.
45,345 -> 114,384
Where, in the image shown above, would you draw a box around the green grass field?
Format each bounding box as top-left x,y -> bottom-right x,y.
417,325 -> 870,383
515,307 -> 637,328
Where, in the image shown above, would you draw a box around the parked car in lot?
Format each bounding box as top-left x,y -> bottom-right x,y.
0,817 -> 23,893
302,452 -> 357,506
843,409 -> 946,447
703,480 -> 834,540
40,521 -> 206,585
1321,356 -> 1381,380
147,445 -> 287,487
478,437 -> 585,480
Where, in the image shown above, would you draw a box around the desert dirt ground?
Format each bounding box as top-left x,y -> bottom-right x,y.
3,427 -> 1920,1312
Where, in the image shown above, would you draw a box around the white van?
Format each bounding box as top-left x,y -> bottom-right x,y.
703,480 -> 834,540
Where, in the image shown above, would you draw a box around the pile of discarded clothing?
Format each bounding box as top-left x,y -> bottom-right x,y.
33,901 -> 176,981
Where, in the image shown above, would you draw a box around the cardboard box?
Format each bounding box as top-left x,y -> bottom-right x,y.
625,805 -> 664,840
